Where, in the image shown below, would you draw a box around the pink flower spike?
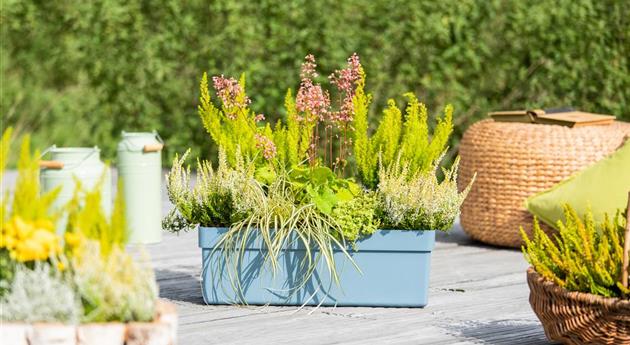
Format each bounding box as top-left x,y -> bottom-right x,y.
329,53 -> 362,125
211,75 -> 251,119
255,113 -> 265,122
300,54 -> 318,80
296,54 -> 331,121
254,133 -> 277,160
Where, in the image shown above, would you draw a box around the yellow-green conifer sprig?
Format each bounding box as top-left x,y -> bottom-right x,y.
10,135 -> 60,222
1,127 -> 14,222
521,205 -> 628,298
351,68 -> 376,188
65,172 -> 128,257
371,99 -> 402,168
400,93 -> 428,169
351,73 -> 454,189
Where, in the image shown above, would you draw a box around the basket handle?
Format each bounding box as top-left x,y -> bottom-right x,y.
143,143 -> 164,153
39,160 -> 64,169
622,191 -> 630,291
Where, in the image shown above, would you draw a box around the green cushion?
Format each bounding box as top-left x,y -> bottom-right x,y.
525,140 -> 630,229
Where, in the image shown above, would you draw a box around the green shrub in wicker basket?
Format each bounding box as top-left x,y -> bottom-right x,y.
521,204 -> 630,345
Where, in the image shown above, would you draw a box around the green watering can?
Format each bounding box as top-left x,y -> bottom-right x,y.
117,131 -> 164,244
40,146 -> 112,234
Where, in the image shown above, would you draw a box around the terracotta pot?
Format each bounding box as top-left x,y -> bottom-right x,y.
76,323 -> 125,345
155,300 -> 178,344
29,323 -> 76,345
125,322 -> 172,345
0,323 -> 31,345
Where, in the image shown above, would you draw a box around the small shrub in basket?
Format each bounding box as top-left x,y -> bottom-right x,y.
521,204 -> 630,345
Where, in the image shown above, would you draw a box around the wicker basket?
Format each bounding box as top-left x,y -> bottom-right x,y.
457,119 -> 630,247
527,268 -> 630,345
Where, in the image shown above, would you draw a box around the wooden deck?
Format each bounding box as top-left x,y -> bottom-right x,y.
149,225 -> 552,345
3,171 -> 553,344
151,181 -> 552,345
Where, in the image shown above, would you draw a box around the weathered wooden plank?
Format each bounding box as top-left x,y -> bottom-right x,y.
148,227 -> 547,344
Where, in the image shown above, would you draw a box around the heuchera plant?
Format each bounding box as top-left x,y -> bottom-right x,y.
167,53 -> 473,235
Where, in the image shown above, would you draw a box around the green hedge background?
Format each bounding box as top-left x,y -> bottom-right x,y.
2,0 -> 628,164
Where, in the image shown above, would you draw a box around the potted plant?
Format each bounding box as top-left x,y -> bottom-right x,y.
0,129 -> 177,345
164,54 -> 475,307
521,200 -> 630,345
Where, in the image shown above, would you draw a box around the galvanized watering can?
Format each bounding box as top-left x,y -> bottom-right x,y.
117,131 -> 163,244
40,146 -> 112,233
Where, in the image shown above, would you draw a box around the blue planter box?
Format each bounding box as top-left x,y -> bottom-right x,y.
198,227 -> 436,307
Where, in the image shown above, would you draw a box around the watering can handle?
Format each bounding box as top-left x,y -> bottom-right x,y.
39,145 -> 98,170
39,145 -> 63,169
143,143 -> 164,153
39,160 -> 64,169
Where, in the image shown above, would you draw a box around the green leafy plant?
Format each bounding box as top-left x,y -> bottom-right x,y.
64,183 -> 158,323
521,206 -> 629,298
6,133 -> 60,223
198,73 -> 260,166
5,1 -> 628,165
65,177 -> 128,257
331,191 -> 380,242
288,166 -> 360,215
0,127 -> 12,220
1,128 -> 61,294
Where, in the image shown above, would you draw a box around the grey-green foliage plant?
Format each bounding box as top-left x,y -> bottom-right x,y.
0,263 -> 82,323
377,155 -> 474,231
3,0 -> 628,164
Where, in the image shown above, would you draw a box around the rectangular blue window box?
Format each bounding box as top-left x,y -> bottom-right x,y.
198,227 -> 436,307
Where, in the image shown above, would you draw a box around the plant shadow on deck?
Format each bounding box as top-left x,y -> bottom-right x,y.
435,223 -> 518,251
155,268 -> 205,305
441,319 -> 554,345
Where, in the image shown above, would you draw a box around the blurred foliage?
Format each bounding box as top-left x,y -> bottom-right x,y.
1,0 -> 628,164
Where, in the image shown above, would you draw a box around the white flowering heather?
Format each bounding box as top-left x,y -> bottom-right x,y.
377,155 -> 474,231
164,147 -> 263,231
0,263 -> 82,323
72,241 -> 158,322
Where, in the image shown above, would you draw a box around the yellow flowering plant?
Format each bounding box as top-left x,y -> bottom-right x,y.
2,216 -> 60,262
0,129 -> 62,290
0,127 -> 158,323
